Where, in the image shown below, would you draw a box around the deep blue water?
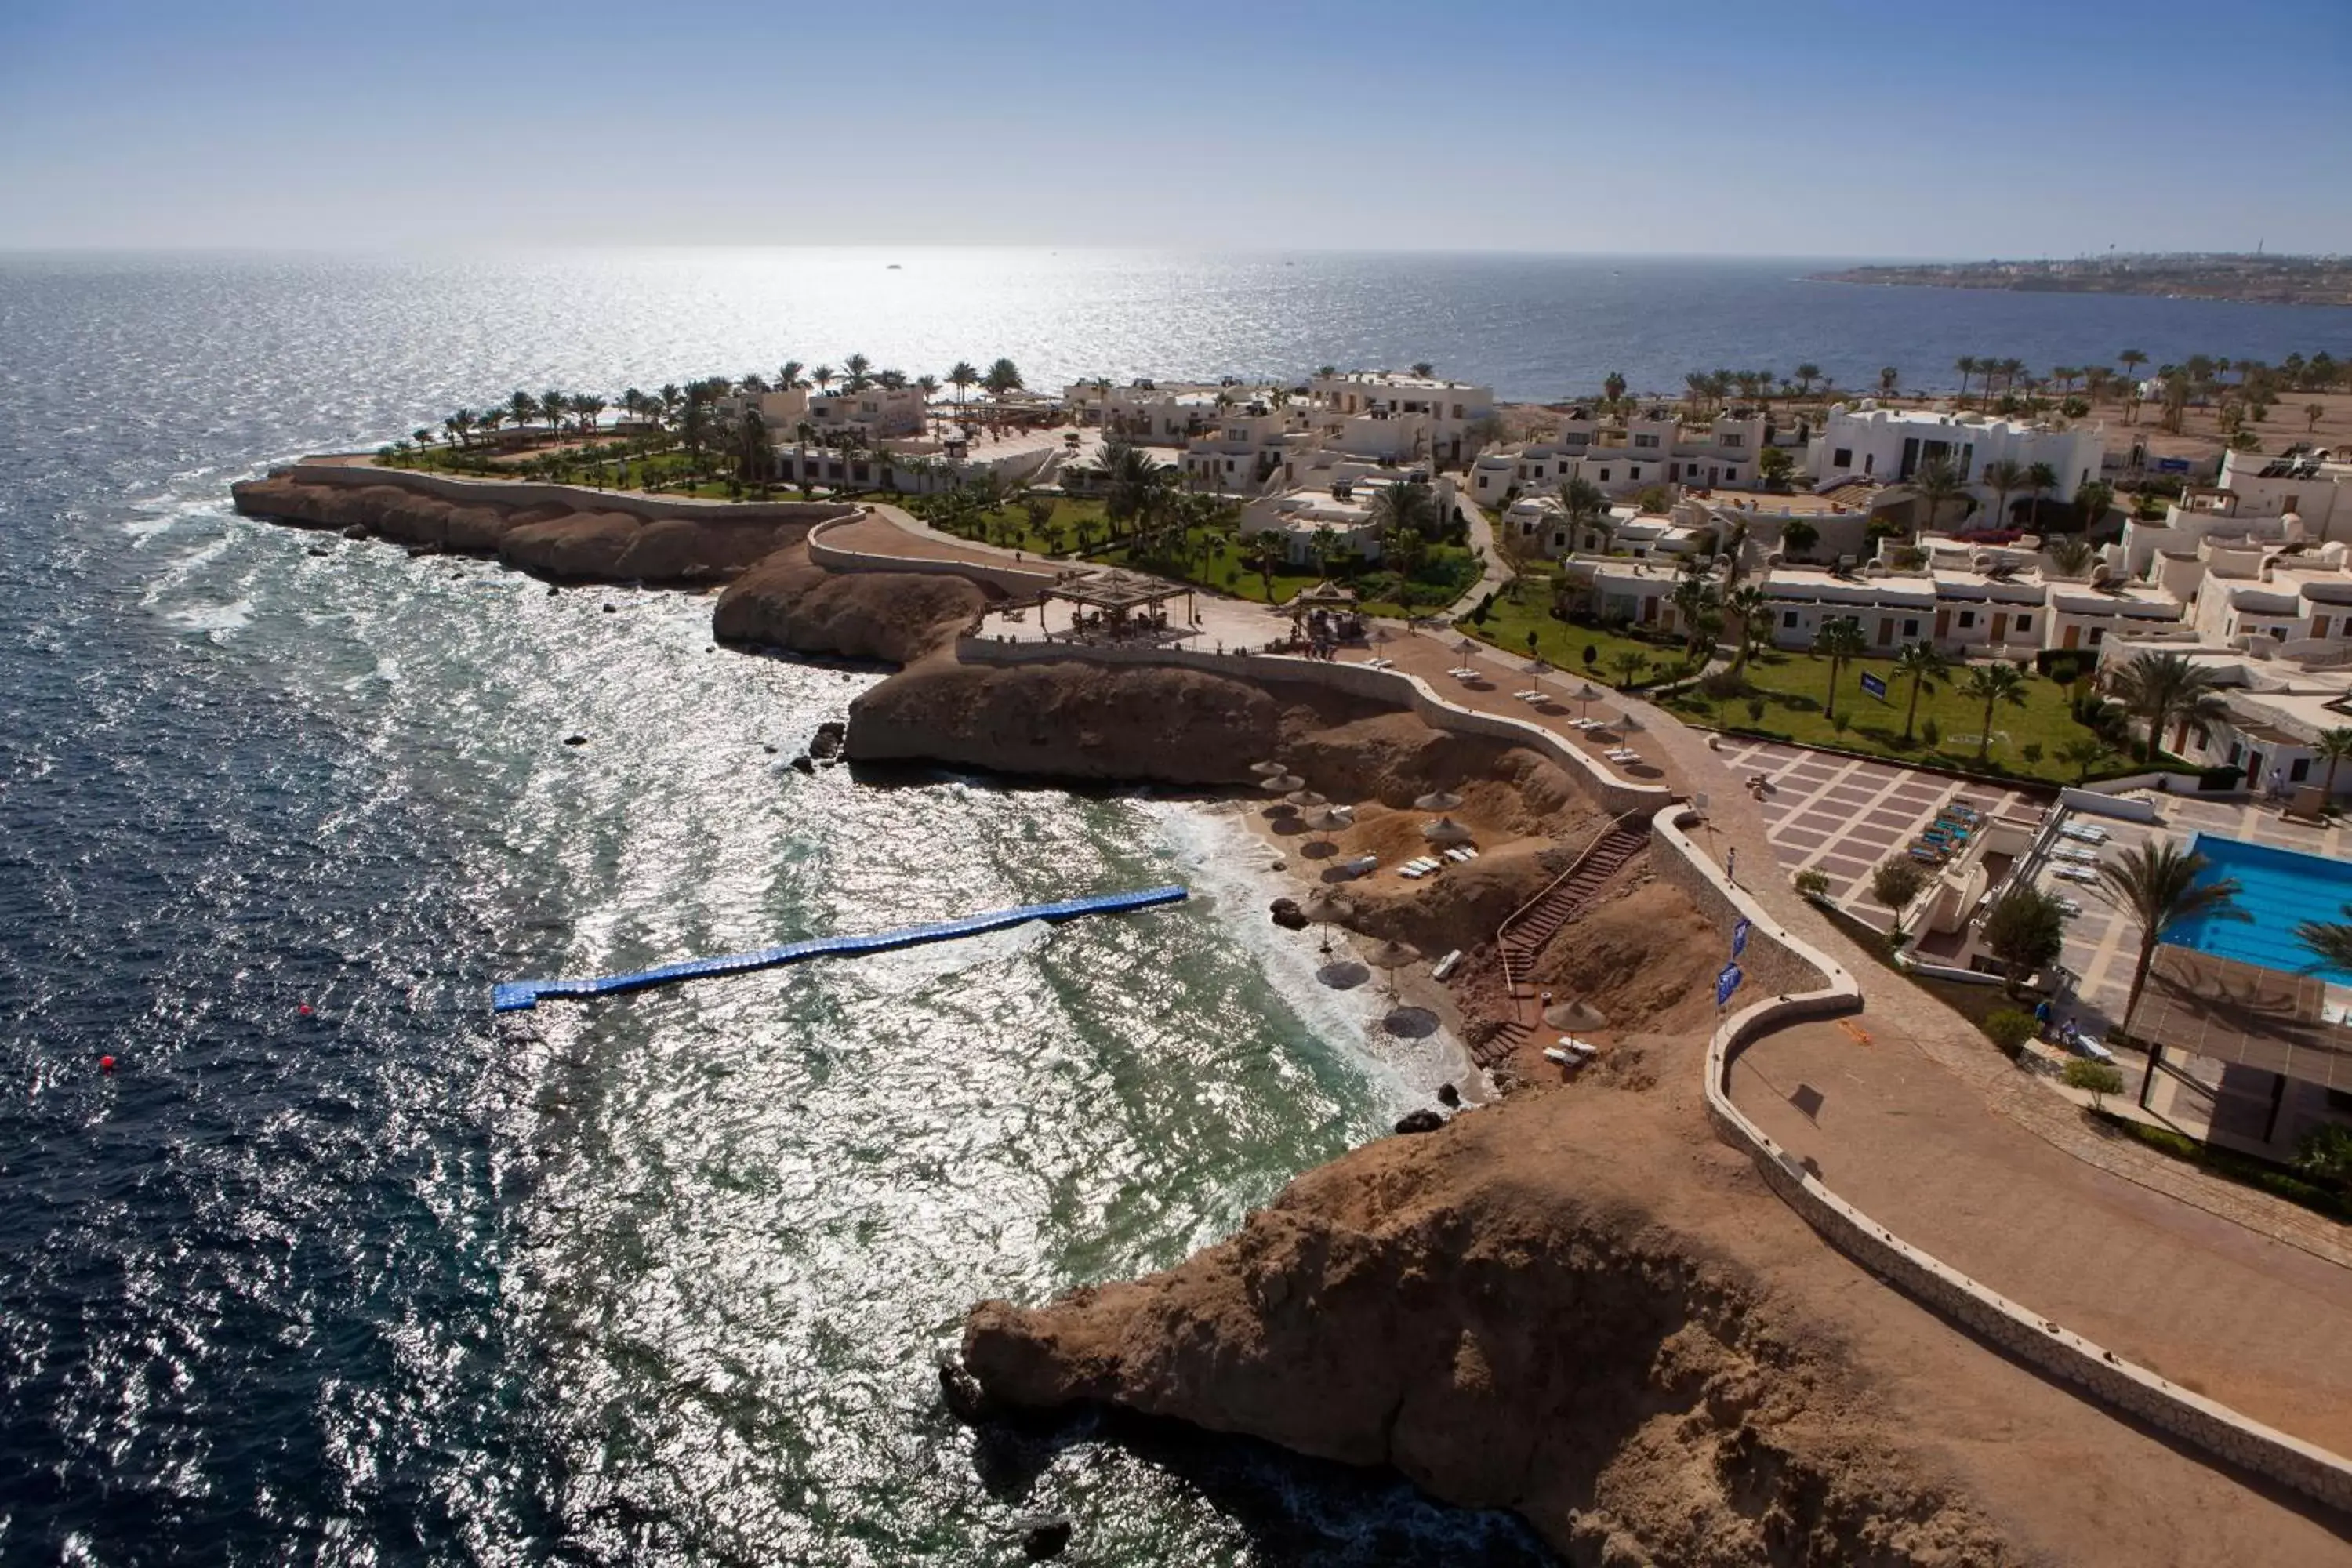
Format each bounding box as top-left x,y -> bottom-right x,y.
1,250 -> 2347,1566
2169,835 -> 2352,983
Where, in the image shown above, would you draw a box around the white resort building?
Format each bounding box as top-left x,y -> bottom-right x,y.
1807,403 -> 2104,524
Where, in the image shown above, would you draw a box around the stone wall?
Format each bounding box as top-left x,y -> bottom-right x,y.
281,459 -> 856,527
1653,802 -> 2352,1515
960,635 -> 1674,815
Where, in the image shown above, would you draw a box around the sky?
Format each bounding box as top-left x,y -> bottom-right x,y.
2,0 -> 2347,256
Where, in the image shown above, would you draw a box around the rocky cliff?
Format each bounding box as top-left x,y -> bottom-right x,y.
964,1084 -> 2016,1567
713,546 -> 989,665
230,471 -> 842,585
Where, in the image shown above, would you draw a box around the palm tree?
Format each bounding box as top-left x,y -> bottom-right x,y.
1893,642 -> 1950,742
2096,842 -> 2249,1106
1957,662 -> 2027,762
1671,568 -> 1720,659
2058,736 -> 2115,783
811,365 -> 836,395
507,390 -> 539,440
842,354 -> 873,392
1814,615 -> 1867,720
540,389 -> 568,436
1097,441 -> 1169,535
2022,461 -> 2058,532
1954,355 -> 1978,405
2295,907 -> 2352,973
946,361 -> 979,417
777,360 -> 807,390
1793,363 -> 1821,397
1557,476 -> 1610,552
1980,459 -> 2027,531
734,405 -> 774,482
1724,585 -> 1770,668
983,358 -> 1025,398
1247,531 -> 1287,601
1371,478 -> 1436,538
1911,456 -> 1969,535
1780,518 -> 1819,561
1997,358 -> 2026,401
2107,650 -> 2230,762
2311,728 -> 2352,802
2118,348 -> 2148,390
2308,402 -> 2328,433
1878,365 -> 1900,400
445,409 -> 474,448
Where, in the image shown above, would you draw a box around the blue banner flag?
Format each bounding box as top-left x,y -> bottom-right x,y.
1732,918 -> 1751,958
1860,671 -> 1888,702
1715,962 -> 1744,1007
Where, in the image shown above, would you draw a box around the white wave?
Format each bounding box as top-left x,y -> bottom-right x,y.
165,597 -> 253,635
1139,797 -> 1479,1114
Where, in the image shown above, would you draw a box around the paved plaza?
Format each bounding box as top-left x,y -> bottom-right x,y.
1711,737 -> 2041,909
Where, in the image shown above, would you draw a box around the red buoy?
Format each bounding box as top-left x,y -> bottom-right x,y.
298,1004 -> 313,1016
100,1055 -> 116,1073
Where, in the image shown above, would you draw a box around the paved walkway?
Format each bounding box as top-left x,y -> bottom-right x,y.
1733,1014 -> 2352,1453
1334,628 -> 1682,789
1650,717 -> 2352,1271
1439,495 -> 1509,622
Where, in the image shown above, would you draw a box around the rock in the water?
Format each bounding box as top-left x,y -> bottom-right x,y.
1019,1519 -> 1072,1560
547,584 -> 560,596
1393,1109 -> 1445,1135
340,524 -> 368,539
809,720 -> 846,760
763,743 -> 779,755
602,602 -> 617,613
307,544 -> 331,557
790,755 -> 815,775
936,1356 -> 990,1421
563,734 -> 589,747
1269,898 -> 1308,931
1437,1082 -> 1461,1109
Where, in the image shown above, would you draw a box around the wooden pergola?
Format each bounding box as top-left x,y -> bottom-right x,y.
1042,569 -> 1196,639
2135,946 -> 2352,1142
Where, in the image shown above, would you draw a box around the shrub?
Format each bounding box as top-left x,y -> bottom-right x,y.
1581,644 -> 1597,669
1869,857 -> 1929,916
1829,711 -> 1851,735
2295,1123 -> 2352,1185
2062,1057 -> 2125,1105
1744,696 -> 1767,724
1920,717 -> 1940,749
2021,741 -> 2044,767
1983,1008 -> 2037,1058
1795,868 -> 1831,899
1472,590 -> 1496,623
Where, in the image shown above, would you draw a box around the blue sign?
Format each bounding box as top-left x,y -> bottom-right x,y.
1715,962 -> 1744,1007
1732,918 -> 1751,959
2155,457 -> 2192,474
1860,671 -> 1889,702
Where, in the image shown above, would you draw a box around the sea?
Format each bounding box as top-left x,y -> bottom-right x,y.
2,250 -> 2348,1568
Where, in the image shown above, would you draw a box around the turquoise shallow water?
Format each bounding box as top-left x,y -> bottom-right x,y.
2169,835 -> 2352,984
5,250 -> 2346,1563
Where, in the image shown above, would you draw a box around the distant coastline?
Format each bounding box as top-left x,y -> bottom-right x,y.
1813,253 -> 2352,309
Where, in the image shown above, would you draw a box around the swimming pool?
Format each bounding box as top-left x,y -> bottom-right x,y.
2162,834 -> 2352,983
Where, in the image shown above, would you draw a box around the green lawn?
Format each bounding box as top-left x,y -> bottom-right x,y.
1454,580 -> 1689,688
1668,647 -> 2119,785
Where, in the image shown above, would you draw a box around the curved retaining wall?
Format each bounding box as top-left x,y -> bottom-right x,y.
279,459 -> 858,526
806,514 -> 1063,595
960,635 -> 1674,815
1652,803 -> 2352,1515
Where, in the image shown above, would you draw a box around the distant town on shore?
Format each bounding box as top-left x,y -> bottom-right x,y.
1813,252 -> 2352,308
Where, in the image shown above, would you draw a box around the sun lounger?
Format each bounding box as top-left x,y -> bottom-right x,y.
2053,865 -> 2100,884
2056,898 -> 2083,916
1443,846 -> 1475,863
2052,845 -> 2100,865
2060,823 -> 2108,843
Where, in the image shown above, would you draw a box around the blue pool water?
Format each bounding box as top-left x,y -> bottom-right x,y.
2165,835 -> 2352,983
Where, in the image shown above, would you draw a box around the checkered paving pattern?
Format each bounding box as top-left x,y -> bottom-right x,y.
1713,738 -> 2042,908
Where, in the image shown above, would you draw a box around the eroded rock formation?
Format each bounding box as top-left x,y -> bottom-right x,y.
964,1087 -> 2018,1567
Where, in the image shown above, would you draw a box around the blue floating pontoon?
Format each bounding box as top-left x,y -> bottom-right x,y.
492,884 -> 1188,1012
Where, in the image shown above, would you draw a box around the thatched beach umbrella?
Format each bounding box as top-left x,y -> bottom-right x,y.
1413,789 -> 1463,813
1364,938 -> 1421,995
1301,891 -> 1351,954
1421,817 -> 1475,845
1304,807 -> 1351,833
1577,682 -> 1601,720
1257,773 -> 1304,795
1249,760 -> 1290,777
1285,789 -> 1327,811
1523,655 -> 1550,674
1544,997 -> 1610,1031
1453,637 -> 1478,655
